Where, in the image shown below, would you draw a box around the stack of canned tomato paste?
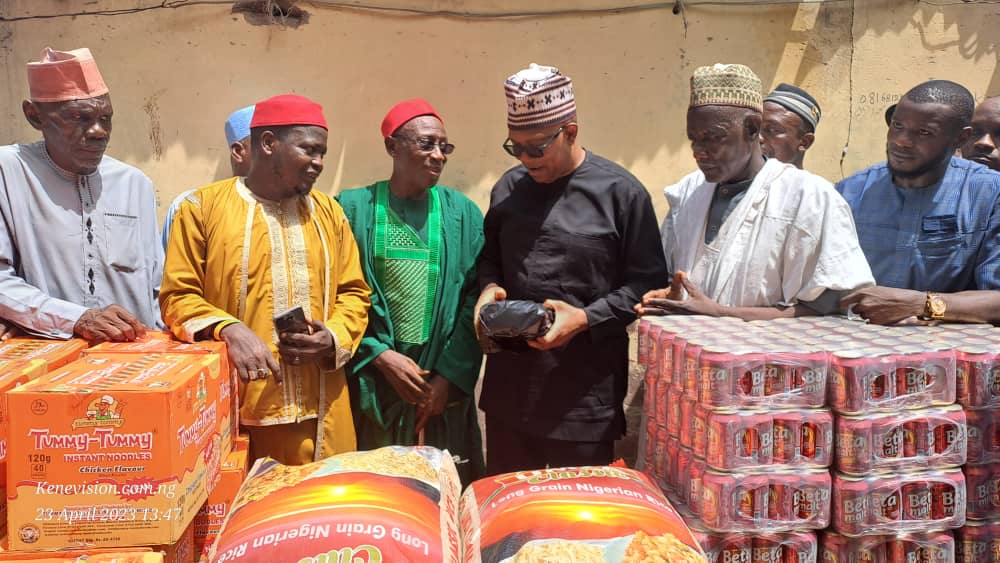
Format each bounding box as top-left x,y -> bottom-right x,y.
635,316 -> 1000,563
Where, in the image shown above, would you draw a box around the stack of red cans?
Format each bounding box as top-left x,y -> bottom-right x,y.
952,330 -> 1000,562
635,316 -> 999,563
826,335 -> 967,556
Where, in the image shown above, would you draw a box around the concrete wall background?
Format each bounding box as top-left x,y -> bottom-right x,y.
2,0 -> 998,221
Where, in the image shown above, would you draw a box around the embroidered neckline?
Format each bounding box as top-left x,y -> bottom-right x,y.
32,141 -> 98,181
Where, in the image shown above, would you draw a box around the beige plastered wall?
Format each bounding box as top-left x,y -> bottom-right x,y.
1,0 -> 998,222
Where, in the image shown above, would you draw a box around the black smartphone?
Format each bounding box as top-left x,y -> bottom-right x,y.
273,306 -> 310,334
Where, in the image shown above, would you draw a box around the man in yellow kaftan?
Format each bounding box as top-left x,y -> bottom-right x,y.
161,94 -> 370,464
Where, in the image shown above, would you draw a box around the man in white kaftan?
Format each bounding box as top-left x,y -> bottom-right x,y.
642,64 -> 873,320
0,47 -> 162,341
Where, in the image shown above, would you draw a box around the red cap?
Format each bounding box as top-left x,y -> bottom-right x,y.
27,47 -> 109,102
380,98 -> 442,138
250,94 -> 327,130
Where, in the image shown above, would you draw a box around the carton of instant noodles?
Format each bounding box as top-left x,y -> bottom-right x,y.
84,332 -> 236,452
194,448 -> 248,559
0,338 -> 87,372
460,466 -> 707,562
0,360 -> 46,538
209,446 -> 462,563
0,550 -> 163,562
6,354 -> 228,551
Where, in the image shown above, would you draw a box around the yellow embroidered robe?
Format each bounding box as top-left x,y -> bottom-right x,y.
160,178 -> 370,460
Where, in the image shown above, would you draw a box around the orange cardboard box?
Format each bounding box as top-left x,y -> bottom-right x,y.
84,332 -> 237,451
0,339 -> 87,373
152,520 -> 194,563
0,360 -> 47,538
6,354 -> 230,551
193,449 -> 247,560
233,434 -> 249,454
0,550 -> 162,562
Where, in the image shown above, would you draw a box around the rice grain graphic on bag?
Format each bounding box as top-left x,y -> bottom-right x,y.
208,446 -> 462,563
460,466 -> 707,562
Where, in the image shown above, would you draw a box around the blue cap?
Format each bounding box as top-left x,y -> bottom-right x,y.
224,105 -> 255,146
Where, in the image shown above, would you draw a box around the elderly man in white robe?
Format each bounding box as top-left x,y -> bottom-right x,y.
640,64 -> 873,320
0,47 -> 162,342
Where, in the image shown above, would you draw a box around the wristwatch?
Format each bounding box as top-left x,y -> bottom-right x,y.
922,292 -> 946,320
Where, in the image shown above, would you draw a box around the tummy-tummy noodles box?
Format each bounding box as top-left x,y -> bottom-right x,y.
0,360 -> 47,538
0,339 -> 87,372
0,550 -> 162,562
5,353 -> 228,551
83,334 -> 235,453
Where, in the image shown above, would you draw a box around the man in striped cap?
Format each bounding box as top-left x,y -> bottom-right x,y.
642,63 -> 873,320
760,83 -> 821,169
475,63 -> 667,474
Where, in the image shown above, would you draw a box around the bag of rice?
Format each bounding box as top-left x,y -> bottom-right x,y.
461,466 -> 706,562
208,446 -> 461,563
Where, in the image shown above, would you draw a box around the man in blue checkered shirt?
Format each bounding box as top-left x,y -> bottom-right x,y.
837,80 -> 1000,325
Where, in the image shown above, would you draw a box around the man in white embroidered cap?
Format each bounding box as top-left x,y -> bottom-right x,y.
0,47 -> 164,343
475,63 -> 668,474
642,63 -> 873,320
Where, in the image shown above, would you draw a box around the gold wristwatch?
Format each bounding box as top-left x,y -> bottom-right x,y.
922,292 -> 946,320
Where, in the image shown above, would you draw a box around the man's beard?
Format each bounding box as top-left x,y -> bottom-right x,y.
887,152 -> 949,181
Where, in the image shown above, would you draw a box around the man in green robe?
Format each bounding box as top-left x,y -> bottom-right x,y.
338,98 -> 485,484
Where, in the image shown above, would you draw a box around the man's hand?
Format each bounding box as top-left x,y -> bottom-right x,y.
473,284 -> 507,338
529,299 -> 589,350
643,272 -> 725,317
840,286 -> 926,326
373,349 -> 431,405
635,272 -> 686,316
278,319 -> 335,367
221,322 -> 281,384
73,305 -> 147,343
415,374 -> 451,435
0,319 -> 20,342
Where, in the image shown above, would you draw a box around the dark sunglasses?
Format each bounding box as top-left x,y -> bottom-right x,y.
393,135 -> 455,155
502,126 -> 565,158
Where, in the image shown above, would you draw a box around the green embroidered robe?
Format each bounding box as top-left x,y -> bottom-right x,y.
338,182 -> 485,484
